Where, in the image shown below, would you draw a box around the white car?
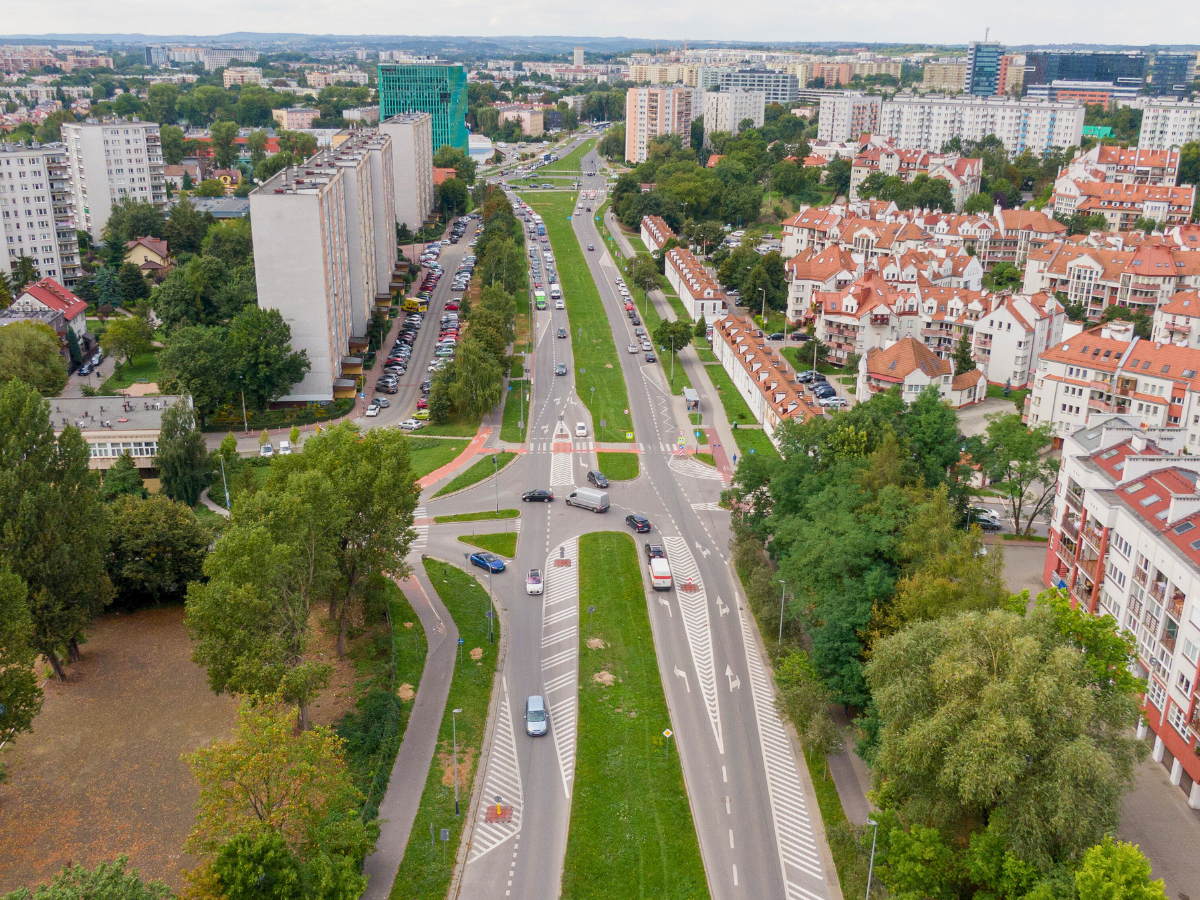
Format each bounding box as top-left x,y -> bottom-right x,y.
819,396 -> 848,409
365,403 -> 381,417
641,341 -> 652,352
526,568 -> 544,595
399,419 -> 425,431
628,343 -> 638,353
575,422 -> 587,437
555,298 -> 565,309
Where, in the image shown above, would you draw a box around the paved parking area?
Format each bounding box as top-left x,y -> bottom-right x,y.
1119,755 -> 1200,900
956,396 -> 1020,436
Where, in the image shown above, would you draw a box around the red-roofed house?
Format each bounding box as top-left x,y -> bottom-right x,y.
1051,180 -> 1196,232
433,167 -> 457,186
11,277 -> 88,342
857,336 -> 986,407
125,237 -> 171,273
1152,291 -> 1200,349
665,247 -> 727,320
815,272 -> 922,364
1044,416 -> 1200,807
640,215 -> 673,253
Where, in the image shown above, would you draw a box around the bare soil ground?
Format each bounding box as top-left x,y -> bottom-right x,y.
0,607 -> 236,893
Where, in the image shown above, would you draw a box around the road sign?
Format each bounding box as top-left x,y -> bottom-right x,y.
457,638 -> 464,645
626,432 -> 633,440
663,729 -> 672,738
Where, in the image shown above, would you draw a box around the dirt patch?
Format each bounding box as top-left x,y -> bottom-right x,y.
304,611 -> 360,729
469,647 -> 483,661
397,683 -> 415,702
586,638 -> 608,650
437,745 -> 476,789
592,670 -> 615,686
0,607 -> 236,893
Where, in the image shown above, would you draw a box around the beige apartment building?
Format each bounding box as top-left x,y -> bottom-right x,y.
273,107 -> 320,130
625,86 -> 694,163
223,67 -> 262,87
922,60 -> 968,92
378,112 -> 435,230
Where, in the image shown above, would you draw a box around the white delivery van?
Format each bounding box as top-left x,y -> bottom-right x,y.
649,558 -> 673,591
565,487 -> 609,513
278,440 -> 292,455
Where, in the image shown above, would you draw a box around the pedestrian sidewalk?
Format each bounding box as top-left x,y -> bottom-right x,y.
417,426 -> 492,490
825,706 -> 874,826
198,487 -> 231,518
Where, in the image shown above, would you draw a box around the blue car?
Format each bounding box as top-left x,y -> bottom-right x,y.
470,551 -> 506,573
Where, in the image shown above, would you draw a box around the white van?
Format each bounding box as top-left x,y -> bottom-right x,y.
278,440 -> 292,456
565,487 -> 609,513
575,422 -> 587,437
649,558 -> 673,591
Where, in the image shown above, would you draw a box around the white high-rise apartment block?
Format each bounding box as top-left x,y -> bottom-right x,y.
877,96 -> 1084,157
625,86 -> 695,164
1138,101 -> 1200,150
573,46 -> 585,67
703,89 -> 765,144
0,141 -> 82,286
250,130 -> 397,402
378,113 -> 435,230
817,92 -> 883,142
61,118 -> 166,244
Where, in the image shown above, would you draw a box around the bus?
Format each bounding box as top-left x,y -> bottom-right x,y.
534,290 -> 547,310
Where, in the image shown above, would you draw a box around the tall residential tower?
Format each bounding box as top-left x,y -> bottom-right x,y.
378,62 -> 469,154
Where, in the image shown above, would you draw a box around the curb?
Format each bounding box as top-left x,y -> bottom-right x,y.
425,452 -> 520,505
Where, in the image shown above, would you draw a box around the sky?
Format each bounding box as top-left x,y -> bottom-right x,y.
2,0 -> 1199,47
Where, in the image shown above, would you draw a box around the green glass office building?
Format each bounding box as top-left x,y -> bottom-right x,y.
378,63 -> 469,155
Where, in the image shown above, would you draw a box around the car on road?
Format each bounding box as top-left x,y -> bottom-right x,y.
525,694 -> 548,736
790,332 -> 811,341
557,327 -> 567,339
554,363 -> 567,376
376,380 -> 398,394
627,343 -> 638,353
586,470 -> 609,488
522,489 -> 554,502
260,442 -> 274,458
470,551 -> 506,573
645,352 -> 657,363
645,542 -> 666,559
575,422 -> 587,437
373,396 -> 390,408
640,340 -> 653,352
415,398 -> 427,409
556,298 -> 565,309
365,403 -> 381,417
970,507 -> 1004,531
768,332 -> 785,341
526,568 -> 544,595
588,244 -> 594,251
399,419 -> 424,431
626,514 -> 651,533
77,363 -> 92,376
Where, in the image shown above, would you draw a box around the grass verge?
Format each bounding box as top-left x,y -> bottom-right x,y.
191,502 -> 227,532
596,451 -> 639,481
99,350 -> 161,393
420,416 -> 482,438
500,380 -> 530,443
704,364 -> 756,425
527,192 -> 634,443
1001,533 -> 1049,543
433,450 -> 516,498
389,560 -> 500,900
694,346 -> 718,363
434,509 -> 519,524
563,531 -> 710,900
457,532 -> 518,558
731,427 -> 781,464
694,452 -> 715,468
408,437 -> 469,480
987,383 -> 1030,411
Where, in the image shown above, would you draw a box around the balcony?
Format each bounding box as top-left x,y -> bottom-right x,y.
1076,555 -> 1102,583
1160,632 -> 1177,654
1082,522 -> 1103,549
1134,567 -> 1148,588
1166,588 -> 1185,622
1064,489 -> 1084,512
976,335 -> 993,348
1149,580 -> 1167,603
1060,516 -> 1079,540
1088,399 -> 1112,413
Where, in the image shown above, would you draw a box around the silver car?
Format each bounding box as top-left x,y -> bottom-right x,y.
525,695 -> 548,736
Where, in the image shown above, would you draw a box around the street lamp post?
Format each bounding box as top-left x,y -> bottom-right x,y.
760,287 -> 767,331
778,580 -> 787,646
239,375 -> 249,434
865,819 -> 880,899
219,456 -> 231,509
452,708 -> 463,816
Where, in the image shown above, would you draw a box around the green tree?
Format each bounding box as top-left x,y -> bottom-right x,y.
213,831 -> 302,900
276,129 -> 317,159
0,320 -> 68,395
952,332 -> 976,374
160,124 -> 186,165
984,261 -> 1023,291
865,594 -> 1145,869
101,198 -> 165,249
158,325 -> 232,424
227,307 -> 310,412
148,85 -> 179,126
184,698 -> 376,899
825,156 -> 852,198
974,414 -> 1058,536
448,336 -> 503,421
107,494 -> 209,607
654,318 -> 695,356
963,191 -> 995,214
1075,837 -> 1166,900
744,251 -> 788,313
210,120 -> 240,170
118,262 -> 151,306
0,380 -> 113,680
92,266 -> 123,309
244,129 -> 270,165
0,856 -> 172,900
203,218 -> 254,269
194,178 -> 227,197
0,271 -> 13,309
432,145 -> 477,184
435,176 -> 469,216
154,399 -> 210,506
163,196 -> 212,256
99,452 -> 147,501
10,256 -> 39,293
100,314 -> 154,367
0,567 -> 42,771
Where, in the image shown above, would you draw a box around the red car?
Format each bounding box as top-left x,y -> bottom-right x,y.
624,302 -> 634,311
416,398 -> 428,409
445,301 -> 460,311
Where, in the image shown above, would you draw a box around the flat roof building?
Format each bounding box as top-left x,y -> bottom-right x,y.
378,62 -> 469,155
379,113 -> 435,230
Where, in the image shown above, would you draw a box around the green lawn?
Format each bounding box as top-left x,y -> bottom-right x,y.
500,380 -> 530,443
457,531 -> 518,558
666,295 -> 691,323
596,451 -> 639,481
407,437 -> 468,480
434,509 -> 519,524
563,532 -> 709,900
694,452 -> 716,468
627,234 -> 649,253
693,345 -> 718,363
420,416 -> 482,437
190,502 -> 227,532
541,137 -> 597,175
987,383 -> 1030,411
527,192 -> 634,442
731,426 -> 781,464
432,450 -> 515,498
780,346 -> 842,376
390,561 -> 501,900
99,351 -> 161,393
704,364 -> 756,425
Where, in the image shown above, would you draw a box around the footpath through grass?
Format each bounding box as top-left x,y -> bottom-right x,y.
457,531 -> 518,558
432,450 -> 515,498
500,379 -> 530,443
563,531 -> 709,900
596,451 -> 639,481
527,192 -> 634,443
389,560 -> 501,900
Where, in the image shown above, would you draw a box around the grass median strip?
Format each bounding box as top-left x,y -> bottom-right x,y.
596,451 -> 639,481
564,531 -> 709,900
527,192 -> 634,443
432,450 -> 515,498
500,379 -> 530,443
434,509 -> 519,524
457,531 -> 518,558
389,560 -> 500,900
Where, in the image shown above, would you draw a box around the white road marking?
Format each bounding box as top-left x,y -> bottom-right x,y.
729,829 -> 735,848
550,453 -> 574,487
723,765 -> 728,783
467,677 -> 524,862
540,537 -> 579,799
658,595 -> 673,617
673,665 -> 690,692
669,455 -> 725,481
664,536 -> 724,754
733,865 -> 739,886
726,665 -> 741,691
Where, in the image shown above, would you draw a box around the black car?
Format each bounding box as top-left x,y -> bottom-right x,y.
557,328 -> 567,339
522,489 -> 554,502
797,370 -> 824,384
631,317 -> 641,327
790,332 -> 811,342
554,363 -> 567,376
587,470 -> 609,488
645,352 -> 657,363
645,542 -> 666,559
77,363 -> 92,376
768,332 -> 785,341
626,514 -> 651,533
812,384 -> 837,399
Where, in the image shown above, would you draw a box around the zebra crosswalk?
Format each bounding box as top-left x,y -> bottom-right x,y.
540,537 -> 579,799
468,677 -> 524,862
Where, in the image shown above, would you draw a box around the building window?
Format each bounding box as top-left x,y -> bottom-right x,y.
1148,678 -> 1167,710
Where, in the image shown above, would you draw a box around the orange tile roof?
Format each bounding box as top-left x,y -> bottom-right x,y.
866,337 -> 951,382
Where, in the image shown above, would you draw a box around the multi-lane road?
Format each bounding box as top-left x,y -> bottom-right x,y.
413,137 -> 837,900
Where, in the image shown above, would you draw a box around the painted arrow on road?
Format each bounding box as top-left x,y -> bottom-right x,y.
658,596 -> 673,617
674,666 -> 690,693
716,595 -> 730,616
694,541 -> 710,559
726,665 -> 741,691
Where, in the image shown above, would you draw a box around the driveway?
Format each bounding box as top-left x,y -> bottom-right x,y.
957,396 -> 1021,437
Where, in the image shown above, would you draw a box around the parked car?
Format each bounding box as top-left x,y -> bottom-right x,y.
626,514 -> 651,533
768,332 -> 785,341
260,443 -> 274,458
376,381 -> 398,394
77,363 -> 92,376
522,489 -> 554,502
365,403 -> 381,417
790,332 -> 811,342
526,568 -> 544,595
818,396 -> 847,409
399,419 -> 424,431
470,551 -> 506,573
